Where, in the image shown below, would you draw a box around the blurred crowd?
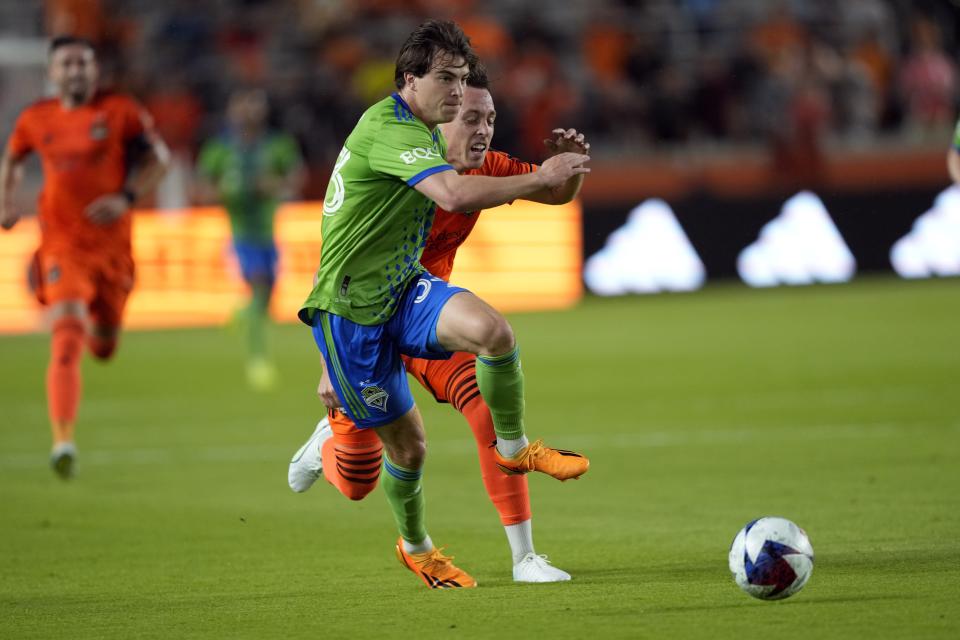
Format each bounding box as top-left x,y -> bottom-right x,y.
6,0 -> 960,199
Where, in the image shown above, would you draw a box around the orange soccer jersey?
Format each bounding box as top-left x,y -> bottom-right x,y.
9,92 -> 154,318
8,91 -> 153,257
420,149 -> 535,281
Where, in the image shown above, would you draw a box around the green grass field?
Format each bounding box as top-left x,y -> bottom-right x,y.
1,277 -> 958,639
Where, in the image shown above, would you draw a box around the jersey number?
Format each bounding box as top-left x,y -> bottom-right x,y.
323,147 -> 351,216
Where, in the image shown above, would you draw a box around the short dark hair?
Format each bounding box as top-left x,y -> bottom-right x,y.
49,35 -> 95,56
466,61 -> 489,90
394,20 -> 476,90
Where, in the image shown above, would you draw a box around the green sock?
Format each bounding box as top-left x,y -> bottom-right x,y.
475,345 -> 525,441
382,455 -> 427,544
247,282 -> 271,359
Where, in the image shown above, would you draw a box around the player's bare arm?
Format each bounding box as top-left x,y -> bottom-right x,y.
85,134 -> 170,225
948,148 -> 960,185
0,147 -> 26,230
415,151 -> 590,212
524,128 -> 591,205
317,360 -> 341,409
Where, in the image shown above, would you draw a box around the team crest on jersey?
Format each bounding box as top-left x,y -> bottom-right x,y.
89,114 -> 109,141
361,384 -> 389,412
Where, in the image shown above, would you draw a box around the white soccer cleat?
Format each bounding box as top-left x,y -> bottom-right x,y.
50,441 -> 77,480
288,417 -> 333,493
512,552 -> 572,583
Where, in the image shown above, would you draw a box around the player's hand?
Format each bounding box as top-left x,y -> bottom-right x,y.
0,207 -> 20,230
535,152 -> 591,189
85,193 -> 129,225
544,128 -> 590,156
317,366 -> 342,409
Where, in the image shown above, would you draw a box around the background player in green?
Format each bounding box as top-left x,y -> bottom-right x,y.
948,116 -> 960,185
299,20 -> 591,588
197,88 -> 303,390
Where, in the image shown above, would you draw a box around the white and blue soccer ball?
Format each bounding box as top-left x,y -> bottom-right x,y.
728,516 -> 814,600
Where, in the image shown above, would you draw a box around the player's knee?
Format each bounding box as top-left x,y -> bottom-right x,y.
88,336 -> 117,361
88,325 -> 119,360
479,314 -> 515,355
385,438 -> 427,470
249,276 -> 275,308
342,481 -> 378,501
50,317 -> 85,367
454,310 -> 515,355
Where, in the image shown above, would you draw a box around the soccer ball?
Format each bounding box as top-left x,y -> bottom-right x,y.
728,516 -> 814,600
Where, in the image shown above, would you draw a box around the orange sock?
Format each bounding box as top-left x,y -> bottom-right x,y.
322,411 -> 383,501
458,380 -> 531,526
47,316 -> 85,444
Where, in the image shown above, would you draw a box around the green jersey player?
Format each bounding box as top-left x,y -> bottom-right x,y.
197,88 -> 303,390
298,20 -> 591,589
948,116 -> 960,185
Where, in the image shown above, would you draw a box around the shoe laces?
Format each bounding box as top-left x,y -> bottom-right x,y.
511,439 -> 545,470
525,439 -> 546,457
520,552 -> 553,566
417,547 -> 456,574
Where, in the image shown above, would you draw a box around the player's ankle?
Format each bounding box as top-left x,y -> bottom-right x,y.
496,435 -> 528,459
402,535 -> 434,555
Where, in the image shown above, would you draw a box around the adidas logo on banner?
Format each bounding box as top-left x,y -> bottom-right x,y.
584,199 -> 706,295
737,191 -> 856,287
890,185 -> 960,278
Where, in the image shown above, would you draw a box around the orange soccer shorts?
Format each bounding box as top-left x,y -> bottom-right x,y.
32,248 -> 135,330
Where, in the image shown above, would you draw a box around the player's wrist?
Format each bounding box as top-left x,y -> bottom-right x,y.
532,170 -> 549,188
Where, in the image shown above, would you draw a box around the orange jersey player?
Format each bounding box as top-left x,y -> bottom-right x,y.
0,36 -> 169,479
289,63 -> 589,583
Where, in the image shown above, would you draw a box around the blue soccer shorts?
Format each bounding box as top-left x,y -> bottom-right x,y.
233,240 -> 278,285
311,273 -> 468,428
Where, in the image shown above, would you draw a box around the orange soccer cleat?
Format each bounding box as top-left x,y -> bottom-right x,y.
395,539 -> 478,589
494,439 -> 589,481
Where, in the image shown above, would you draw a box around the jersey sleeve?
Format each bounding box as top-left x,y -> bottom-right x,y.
269,134 -> 303,176
197,139 -> 225,179
476,150 -> 538,206
119,97 -> 155,142
484,150 -> 537,178
6,111 -> 34,159
368,117 -> 454,186
118,96 -> 160,168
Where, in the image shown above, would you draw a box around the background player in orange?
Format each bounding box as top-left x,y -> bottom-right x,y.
0,36 -> 169,478
289,63 -> 589,582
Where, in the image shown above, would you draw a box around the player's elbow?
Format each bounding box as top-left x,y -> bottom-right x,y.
150,140 -> 172,175
948,150 -> 960,184
433,188 -> 471,213
417,171 -> 475,211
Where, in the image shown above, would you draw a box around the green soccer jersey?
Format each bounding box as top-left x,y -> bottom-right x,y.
953,117 -> 960,150
197,132 -> 302,244
299,93 -> 454,326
